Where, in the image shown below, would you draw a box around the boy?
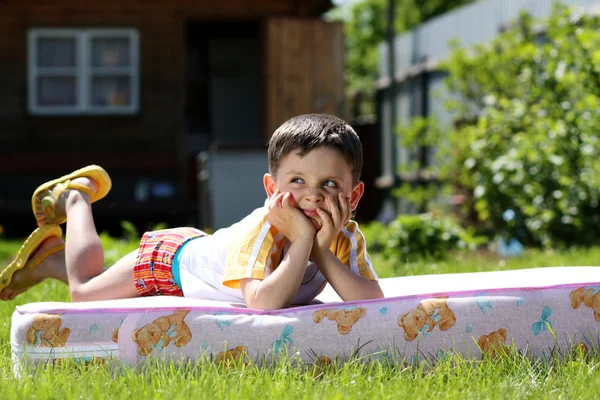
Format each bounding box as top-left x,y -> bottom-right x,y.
0,114 -> 384,309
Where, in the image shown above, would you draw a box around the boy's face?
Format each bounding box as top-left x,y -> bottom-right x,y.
264,147 -> 364,230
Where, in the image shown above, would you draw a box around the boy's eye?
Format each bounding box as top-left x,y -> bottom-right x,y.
291,177 -> 304,184
323,180 -> 338,188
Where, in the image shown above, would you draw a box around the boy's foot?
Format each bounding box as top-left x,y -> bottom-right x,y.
32,165 -> 112,226
34,177 -> 100,226
0,225 -> 66,301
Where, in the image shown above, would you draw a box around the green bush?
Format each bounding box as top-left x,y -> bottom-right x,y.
362,213 -> 481,262
440,5 -> 600,247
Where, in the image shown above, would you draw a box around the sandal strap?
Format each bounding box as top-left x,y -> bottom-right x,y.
68,183 -> 95,198
28,243 -> 65,269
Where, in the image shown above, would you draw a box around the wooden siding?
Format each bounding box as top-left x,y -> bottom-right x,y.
0,0 -> 334,154
264,17 -> 344,137
0,0 -> 339,234
0,10 -> 185,154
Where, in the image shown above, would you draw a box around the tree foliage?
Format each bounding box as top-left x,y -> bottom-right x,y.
333,0 -> 477,117
440,4 -> 600,247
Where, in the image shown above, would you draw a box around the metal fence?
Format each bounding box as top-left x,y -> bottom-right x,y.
379,0 -> 599,80
376,0 -> 600,215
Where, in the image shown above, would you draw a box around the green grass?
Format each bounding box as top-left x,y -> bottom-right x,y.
2,236 -> 600,399
372,246 -> 600,278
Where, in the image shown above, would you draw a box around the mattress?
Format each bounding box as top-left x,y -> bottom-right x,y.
11,266 -> 600,368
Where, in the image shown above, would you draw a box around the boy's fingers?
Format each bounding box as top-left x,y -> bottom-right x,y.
269,193 -> 277,208
338,193 -> 346,211
269,189 -> 279,201
282,192 -> 292,209
270,192 -> 284,209
340,194 -> 350,224
288,193 -> 298,208
316,207 -> 332,228
328,196 -> 341,228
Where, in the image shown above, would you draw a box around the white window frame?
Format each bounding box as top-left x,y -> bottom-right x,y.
28,28 -> 139,115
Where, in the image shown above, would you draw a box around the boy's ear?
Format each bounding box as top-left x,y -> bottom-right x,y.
350,181 -> 365,211
263,173 -> 276,198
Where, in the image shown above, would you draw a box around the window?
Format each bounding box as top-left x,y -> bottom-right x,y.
28,28 -> 139,115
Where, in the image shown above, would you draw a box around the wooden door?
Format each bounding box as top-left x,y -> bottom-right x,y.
264,18 -> 344,138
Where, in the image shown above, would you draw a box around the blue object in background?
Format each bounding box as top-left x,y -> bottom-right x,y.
503,209 -> 515,222
497,209 -> 524,257
497,237 -> 524,257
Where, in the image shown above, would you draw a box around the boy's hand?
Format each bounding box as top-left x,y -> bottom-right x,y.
267,189 -> 315,243
312,193 -> 351,257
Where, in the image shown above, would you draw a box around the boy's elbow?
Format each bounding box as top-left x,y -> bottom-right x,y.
246,298 -> 289,311
245,289 -> 291,310
362,281 -> 385,300
371,285 -> 385,299
241,278 -> 293,310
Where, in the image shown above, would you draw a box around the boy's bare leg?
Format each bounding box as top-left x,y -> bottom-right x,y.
1,243 -> 134,302
0,238 -> 68,301
39,177 -> 139,302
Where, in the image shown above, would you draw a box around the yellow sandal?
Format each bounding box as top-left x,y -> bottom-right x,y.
0,225 -> 64,293
31,165 -> 112,226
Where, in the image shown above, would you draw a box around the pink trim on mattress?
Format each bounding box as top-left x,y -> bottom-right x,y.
15,279 -> 600,316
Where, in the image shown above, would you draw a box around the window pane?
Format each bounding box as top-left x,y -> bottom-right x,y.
37,37 -> 76,68
91,76 -> 131,106
37,76 -> 76,106
91,38 -> 131,67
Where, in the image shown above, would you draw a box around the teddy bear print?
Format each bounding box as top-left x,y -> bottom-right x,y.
111,317 -> 127,343
132,310 -> 192,356
567,342 -> 590,361
478,328 -> 508,359
569,287 -> 600,322
316,355 -> 332,367
312,356 -> 333,378
398,298 -> 456,341
312,307 -> 367,335
25,313 -> 71,347
216,345 -> 247,365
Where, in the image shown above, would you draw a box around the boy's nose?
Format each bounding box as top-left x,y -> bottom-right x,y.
304,188 -> 324,203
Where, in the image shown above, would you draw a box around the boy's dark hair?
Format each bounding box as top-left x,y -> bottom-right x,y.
268,114 -> 363,183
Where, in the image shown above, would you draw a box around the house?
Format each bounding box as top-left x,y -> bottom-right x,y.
0,0 -> 346,236
375,0 -> 600,218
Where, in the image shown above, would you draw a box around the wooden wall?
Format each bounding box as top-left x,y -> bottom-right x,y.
0,0 -> 334,162
0,0 -> 339,234
264,18 -> 344,137
0,3 -> 184,158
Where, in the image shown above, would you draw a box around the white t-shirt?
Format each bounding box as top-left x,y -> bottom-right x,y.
177,204 -> 378,304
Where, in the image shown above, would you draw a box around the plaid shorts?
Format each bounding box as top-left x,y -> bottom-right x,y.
133,227 -> 205,297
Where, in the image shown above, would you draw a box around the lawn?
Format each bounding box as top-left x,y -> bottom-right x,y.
1,234 -> 600,399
